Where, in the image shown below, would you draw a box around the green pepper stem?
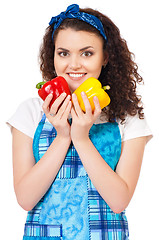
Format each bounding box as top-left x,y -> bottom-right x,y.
36,81 -> 46,89
102,85 -> 110,91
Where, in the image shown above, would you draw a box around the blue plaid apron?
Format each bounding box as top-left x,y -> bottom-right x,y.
23,114 -> 129,240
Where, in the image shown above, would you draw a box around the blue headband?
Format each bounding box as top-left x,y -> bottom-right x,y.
49,4 -> 107,42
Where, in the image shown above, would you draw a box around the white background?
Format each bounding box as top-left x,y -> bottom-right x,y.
1,0 -> 159,239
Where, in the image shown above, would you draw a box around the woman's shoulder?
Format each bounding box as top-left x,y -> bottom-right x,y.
116,114 -> 153,143
19,97 -> 43,111
12,97 -> 43,123
7,97 -> 43,138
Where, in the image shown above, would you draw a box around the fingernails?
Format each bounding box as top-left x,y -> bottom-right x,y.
62,92 -> 67,97
81,91 -> 85,96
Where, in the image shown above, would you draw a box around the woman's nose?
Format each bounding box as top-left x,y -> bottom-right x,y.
69,55 -> 82,70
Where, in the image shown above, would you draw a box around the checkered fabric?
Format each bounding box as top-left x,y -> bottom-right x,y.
24,114 -> 129,240
87,179 -> 129,239
33,117 -> 87,178
26,200 -> 43,224
23,223 -> 62,238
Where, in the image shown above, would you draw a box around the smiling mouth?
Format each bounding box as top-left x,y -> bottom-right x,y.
68,73 -> 86,79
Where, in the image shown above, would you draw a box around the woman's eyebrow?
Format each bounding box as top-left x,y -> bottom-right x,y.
57,46 -> 94,51
79,46 -> 94,51
57,48 -> 69,51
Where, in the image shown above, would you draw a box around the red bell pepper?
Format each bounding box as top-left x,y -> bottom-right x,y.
36,76 -> 71,107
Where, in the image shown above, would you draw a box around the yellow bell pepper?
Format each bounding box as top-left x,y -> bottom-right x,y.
73,77 -> 110,112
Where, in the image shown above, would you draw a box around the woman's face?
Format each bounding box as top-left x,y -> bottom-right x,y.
54,28 -> 107,92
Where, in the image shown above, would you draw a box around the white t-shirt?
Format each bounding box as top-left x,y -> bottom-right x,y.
7,98 -> 152,143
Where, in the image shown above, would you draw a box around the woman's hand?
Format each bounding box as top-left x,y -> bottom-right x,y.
71,92 -> 101,142
42,93 -> 72,139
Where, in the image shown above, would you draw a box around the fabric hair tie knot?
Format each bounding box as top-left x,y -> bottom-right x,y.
49,4 -> 107,42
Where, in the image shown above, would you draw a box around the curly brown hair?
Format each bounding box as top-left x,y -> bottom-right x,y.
39,7 -> 144,123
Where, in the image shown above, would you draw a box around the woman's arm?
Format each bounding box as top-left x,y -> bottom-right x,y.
72,136 -> 146,214
12,93 -> 72,211
71,92 -> 147,213
12,128 -> 71,211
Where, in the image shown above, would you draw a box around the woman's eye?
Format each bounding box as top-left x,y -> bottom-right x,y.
82,51 -> 93,57
58,52 -> 69,57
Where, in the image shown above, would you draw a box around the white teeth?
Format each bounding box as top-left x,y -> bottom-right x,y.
69,73 -> 85,78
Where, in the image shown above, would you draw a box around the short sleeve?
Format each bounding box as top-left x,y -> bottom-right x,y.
118,115 -> 153,143
6,98 -> 43,138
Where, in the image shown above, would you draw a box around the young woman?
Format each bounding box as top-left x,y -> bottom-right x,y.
7,4 -> 152,240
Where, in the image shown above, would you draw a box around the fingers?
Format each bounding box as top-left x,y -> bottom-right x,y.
72,92 -> 101,118
93,96 -> 101,117
50,92 -> 67,115
62,99 -> 72,119
71,106 -> 77,119
72,93 -> 83,117
42,93 -> 71,119
42,93 -> 53,115
56,94 -> 71,118
81,92 -> 92,115
42,92 -> 101,123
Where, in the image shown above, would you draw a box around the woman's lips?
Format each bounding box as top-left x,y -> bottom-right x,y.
67,73 -> 86,80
